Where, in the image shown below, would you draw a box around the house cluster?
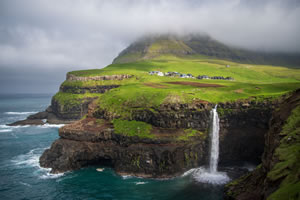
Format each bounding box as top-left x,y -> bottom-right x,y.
149,71 -> 194,78
197,75 -> 234,80
148,71 -> 234,80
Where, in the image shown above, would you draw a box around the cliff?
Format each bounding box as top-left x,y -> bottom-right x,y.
39,96 -> 275,178
9,34 -> 300,190
225,89 -> 300,200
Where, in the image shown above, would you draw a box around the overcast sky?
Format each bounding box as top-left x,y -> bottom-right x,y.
0,0 -> 300,93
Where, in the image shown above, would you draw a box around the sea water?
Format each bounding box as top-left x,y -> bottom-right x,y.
0,94 -> 226,200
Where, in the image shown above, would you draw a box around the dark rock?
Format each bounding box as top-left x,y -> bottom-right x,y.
40,118 -> 207,178
224,89 -> 300,200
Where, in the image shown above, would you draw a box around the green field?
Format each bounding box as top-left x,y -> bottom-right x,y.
57,56 -> 300,117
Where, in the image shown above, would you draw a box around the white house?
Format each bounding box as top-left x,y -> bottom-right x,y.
157,72 -> 164,76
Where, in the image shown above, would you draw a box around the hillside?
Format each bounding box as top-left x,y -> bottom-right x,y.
10,35 -> 300,199
113,34 -> 300,68
64,56 -> 300,119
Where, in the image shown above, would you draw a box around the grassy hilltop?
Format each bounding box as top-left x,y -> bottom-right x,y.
54,35 -> 300,118
57,55 -> 300,117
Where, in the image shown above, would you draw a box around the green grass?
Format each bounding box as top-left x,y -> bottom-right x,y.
53,92 -> 101,108
112,119 -> 154,138
177,129 -> 206,141
267,105 -> 300,200
61,56 -> 300,117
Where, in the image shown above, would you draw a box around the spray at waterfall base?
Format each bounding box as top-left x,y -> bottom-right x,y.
192,105 -> 230,185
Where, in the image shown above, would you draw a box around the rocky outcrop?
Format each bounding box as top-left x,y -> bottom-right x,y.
39,96 -> 279,178
95,99 -> 275,166
225,89 -> 300,200
66,74 -> 133,81
9,96 -> 97,126
60,84 -> 120,94
40,118 -> 207,178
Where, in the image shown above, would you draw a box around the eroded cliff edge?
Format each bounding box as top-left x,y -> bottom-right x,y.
39,95 -> 275,178
8,74 -> 132,126
225,89 -> 300,200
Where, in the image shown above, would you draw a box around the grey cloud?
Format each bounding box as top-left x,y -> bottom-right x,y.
0,0 -> 299,93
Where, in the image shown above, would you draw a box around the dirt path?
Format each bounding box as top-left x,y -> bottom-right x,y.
144,82 -> 168,88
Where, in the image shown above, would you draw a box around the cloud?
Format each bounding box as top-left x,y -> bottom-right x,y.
0,0 -> 299,93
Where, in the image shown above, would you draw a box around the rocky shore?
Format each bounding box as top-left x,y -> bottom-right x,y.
39,96 -> 276,178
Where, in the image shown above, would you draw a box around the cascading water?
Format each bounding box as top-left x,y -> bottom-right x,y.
209,105 -> 220,173
192,105 -> 230,185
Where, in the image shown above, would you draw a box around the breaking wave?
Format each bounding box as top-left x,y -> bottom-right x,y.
5,111 -> 37,115
11,148 -> 64,179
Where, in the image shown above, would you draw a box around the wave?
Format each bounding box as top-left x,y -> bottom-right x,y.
11,148 -> 64,179
37,124 -> 65,128
121,175 -> 134,180
19,181 -> 32,187
0,124 -> 64,129
0,129 -> 12,132
135,181 -> 148,185
4,111 -> 37,115
0,124 -> 30,129
11,148 -> 42,168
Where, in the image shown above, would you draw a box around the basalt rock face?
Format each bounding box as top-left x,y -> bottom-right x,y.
94,101 -> 214,130
40,97 -> 278,178
218,100 -> 275,165
50,97 -> 97,121
40,118 -> 207,178
66,74 -> 133,81
94,99 -> 275,166
225,89 -> 300,200
60,85 -> 120,94
9,73 -> 124,126
8,96 -> 97,126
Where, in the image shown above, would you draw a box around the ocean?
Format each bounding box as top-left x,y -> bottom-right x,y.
0,94 -> 227,200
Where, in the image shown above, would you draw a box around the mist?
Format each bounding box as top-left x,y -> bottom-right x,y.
1,0 -> 300,93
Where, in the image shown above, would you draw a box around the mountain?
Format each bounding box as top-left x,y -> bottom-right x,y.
113,34 -> 300,68
9,33 -> 300,200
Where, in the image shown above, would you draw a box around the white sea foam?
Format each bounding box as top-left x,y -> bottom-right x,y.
121,175 -> 134,179
19,181 -> 32,187
11,148 -> 41,168
0,125 -> 10,128
135,181 -> 147,185
40,171 -> 65,179
0,124 -> 30,129
37,124 -> 65,128
11,148 -> 64,179
0,129 -> 12,132
5,111 -> 37,115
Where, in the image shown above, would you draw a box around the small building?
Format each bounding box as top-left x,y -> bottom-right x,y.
225,77 -> 234,81
157,72 -> 164,76
187,73 -> 194,78
180,74 -> 187,78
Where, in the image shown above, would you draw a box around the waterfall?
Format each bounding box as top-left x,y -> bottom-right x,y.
209,105 -> 220,173
191,104 -> 230,185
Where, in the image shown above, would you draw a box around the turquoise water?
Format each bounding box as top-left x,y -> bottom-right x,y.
0,94 -> 226,200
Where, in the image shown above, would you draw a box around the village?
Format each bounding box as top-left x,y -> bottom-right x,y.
148,70 -> 234,81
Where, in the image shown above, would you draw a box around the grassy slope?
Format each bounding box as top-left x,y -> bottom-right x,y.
267,105 -> 300,200
59,55 -> 300,118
